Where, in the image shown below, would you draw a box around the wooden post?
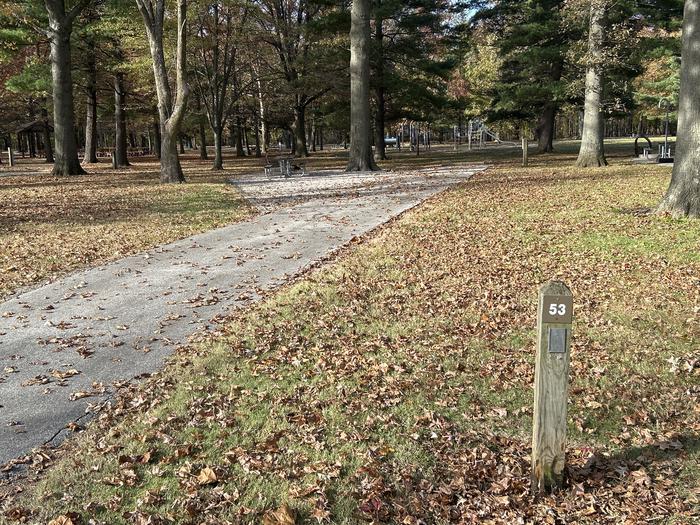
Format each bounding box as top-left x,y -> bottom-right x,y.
522,136 -> 529,167
532,280 -> 573,494
111,151 -> 117,169
467,120 -> 472,151
8,147 -> 14,167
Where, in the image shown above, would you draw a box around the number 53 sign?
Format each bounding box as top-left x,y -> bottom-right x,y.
541,295 -> 573,323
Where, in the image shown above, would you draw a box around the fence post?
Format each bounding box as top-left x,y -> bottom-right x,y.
532,280 -> 573,494
8,147 -> 14,167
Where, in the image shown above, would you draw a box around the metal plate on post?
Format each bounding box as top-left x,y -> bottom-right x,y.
548,328 -> 568,354
541,295 -> 573,324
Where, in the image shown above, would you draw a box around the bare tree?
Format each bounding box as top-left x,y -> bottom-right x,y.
575,0 -> 607,168
346,0 -> 377,171
135,0 -> 190,182
192,1 -> 249,170
44,0 -> 93,175
658,0 -> 700,218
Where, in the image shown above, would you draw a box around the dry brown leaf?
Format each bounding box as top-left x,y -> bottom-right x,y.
196,467 -> 217,485
262,503 -> 296,525
48,515 -> 77,525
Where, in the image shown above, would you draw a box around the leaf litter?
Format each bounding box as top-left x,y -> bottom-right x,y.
0,155 -> 698,524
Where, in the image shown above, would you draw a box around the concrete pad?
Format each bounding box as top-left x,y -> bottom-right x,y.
0,165 -> 485,471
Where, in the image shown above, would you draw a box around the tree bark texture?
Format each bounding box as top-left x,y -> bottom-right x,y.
84,37 -> 98,163
152,113 -> 161,158
198,100 -> 208,160
658,0 -> 700,217
373,13 -> 386,161
114,72 -> 130,167
536,103 -> 556,154
46,0 -> 89,175
235,115 -> 245,157
135,0 -> 190,182
213,126 -> 223,170
346,0 -> 378,171
576,1 -> 608,168
41,104 -> 54,163
293,104 -> 308,158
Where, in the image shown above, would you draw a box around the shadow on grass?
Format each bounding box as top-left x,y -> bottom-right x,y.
569,434 -> 700,485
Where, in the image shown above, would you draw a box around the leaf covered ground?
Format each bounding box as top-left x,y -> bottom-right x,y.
0,154 -> 256,300
1,143 -> 699,524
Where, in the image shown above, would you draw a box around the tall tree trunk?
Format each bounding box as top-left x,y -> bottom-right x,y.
198,97 -> 208,160
212,125 -> 223,170
45,0 -> 87,175
537,58 -> 563,154
576,1 -> 608,168
136,0 -> 190,183
293,104 -> 308,158
152,113 -> 161,158
114,72 -> 130,167
373,11 -> 386,161
536,103 -> 556,153
658,0 -> 700,217
41,104 -> 54,163
255,73 -> 268,155
84,37 -> 98,163
311,113 -> 317,153
244,123 -> 251,155
253,110 -> 261,158
346,0 -> 378,171
235,115 -> 245,157
29,132 -> 36,157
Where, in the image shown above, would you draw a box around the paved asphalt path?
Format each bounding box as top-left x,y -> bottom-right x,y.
0,165 -> 485,471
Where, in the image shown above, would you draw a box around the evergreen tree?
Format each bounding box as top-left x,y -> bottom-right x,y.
470,0 -> 572,153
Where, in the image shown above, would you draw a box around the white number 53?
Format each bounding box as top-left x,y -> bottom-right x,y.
548,304 -> 567,316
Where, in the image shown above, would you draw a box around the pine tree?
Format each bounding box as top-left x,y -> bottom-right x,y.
471,0 -> 571,153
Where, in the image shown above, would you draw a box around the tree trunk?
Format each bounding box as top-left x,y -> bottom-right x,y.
244,123 -> 251,155
212,126 -> 224,170
41,104 -> 54,163
658,0 -> 700,217
256,84 -> 268,156
293,105 -> 308,158
152,113 -> 161,158
235,115 -> 245,157
136,0 -> 189,183
346,0 -> 378,171
576,1 -> 608,168
198,99 -> 208,160
536,103 -> 556,153
84,37 -> 98,163
311,113 -> 317,153
373,13 -> 386,161
46,2 -> 85,175
253,110 -> 261,158
114,72 -> 130,167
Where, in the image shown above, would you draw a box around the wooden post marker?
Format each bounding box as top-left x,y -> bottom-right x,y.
522,137 -> 529,167
7,147 -> 14,167
532,280 -> 573,493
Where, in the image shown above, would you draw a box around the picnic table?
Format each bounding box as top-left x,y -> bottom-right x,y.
264,156 -> 307,178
